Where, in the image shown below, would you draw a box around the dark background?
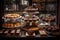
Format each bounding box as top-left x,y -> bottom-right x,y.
0,0 -> 4,29
58,0 -> 60,28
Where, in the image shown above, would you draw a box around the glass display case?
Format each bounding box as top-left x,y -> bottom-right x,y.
0,0 -> 60,38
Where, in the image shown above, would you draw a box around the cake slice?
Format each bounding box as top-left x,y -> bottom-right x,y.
16,29 -> 20,33
11,30 -> 15,33
33,33 -> 35,36
26,32 -> 29,36
39,30 -> 47,36
4,30 -> 9,33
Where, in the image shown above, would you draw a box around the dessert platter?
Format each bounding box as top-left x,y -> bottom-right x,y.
2,13 -> 22,22
2,13 -> 23,28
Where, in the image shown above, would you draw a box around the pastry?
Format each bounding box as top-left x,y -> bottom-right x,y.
39,30 -> 47,36
2,22 -> 21,28
29,27 -> 40,31
3,13 -> 20,20
16,29 -> 20,33
11,30 -> 15,33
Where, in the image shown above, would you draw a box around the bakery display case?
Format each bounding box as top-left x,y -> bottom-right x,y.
0,0 -> 60,38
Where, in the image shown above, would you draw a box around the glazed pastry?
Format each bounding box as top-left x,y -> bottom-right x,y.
3,13 -> 20,20
29,27 -> 40,31
2,22 -> 21,28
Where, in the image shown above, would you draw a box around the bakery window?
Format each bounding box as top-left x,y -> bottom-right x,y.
0,0 -> 60,37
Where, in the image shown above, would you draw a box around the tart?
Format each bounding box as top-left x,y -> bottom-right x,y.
3,13 -> 21,20
2,22 -> 21,28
